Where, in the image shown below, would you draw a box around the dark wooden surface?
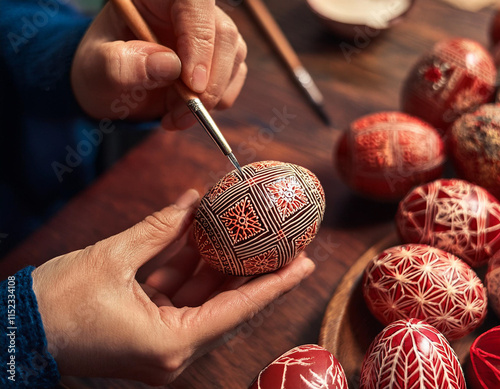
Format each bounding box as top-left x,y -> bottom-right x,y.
1,0 -> 496,388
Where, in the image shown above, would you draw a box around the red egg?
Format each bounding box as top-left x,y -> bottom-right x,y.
194,161 -> 325,276
490,10 -> 500,47
401,38 -> 495,134
249,344 -> 348,389
468,326 -> 500,389
335,111 -> 444,201
360,318 -> 466,389
486,252 -> 500,319
448,103 -> 500,200
363,244 -> 487,340
396,178 -> 500,267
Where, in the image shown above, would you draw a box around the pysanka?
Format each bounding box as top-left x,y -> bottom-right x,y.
194,161 -> 326,276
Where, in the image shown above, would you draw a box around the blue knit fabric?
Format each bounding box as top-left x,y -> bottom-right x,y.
0,266 -> 60,388
0,0 -> 93,256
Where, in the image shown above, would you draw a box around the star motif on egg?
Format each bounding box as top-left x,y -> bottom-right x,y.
221,197 -> 264,243
266,177 -> 308,219
419,60 -> 451,91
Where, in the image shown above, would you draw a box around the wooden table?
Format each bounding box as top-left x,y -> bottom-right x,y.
1,0 -> 495,387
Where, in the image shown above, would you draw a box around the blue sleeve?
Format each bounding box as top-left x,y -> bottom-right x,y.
0,0 -> 92,118
0,267 -> 60,388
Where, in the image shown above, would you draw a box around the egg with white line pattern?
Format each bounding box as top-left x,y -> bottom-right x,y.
249,344 -> 348,389
360,319 -> 466,389
194,161 -> 325,276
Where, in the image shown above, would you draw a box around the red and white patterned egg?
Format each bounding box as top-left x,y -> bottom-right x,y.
194,161 -> 325,276
360,318 -> 466,389
401,38 -> 495,135
249,344 -> 348,389
363,244 -> 487,340
448,103 -> 500,200
335,111 -> 444,201
396,178 -> 500,267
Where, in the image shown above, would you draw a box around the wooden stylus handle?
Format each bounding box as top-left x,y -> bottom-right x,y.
246,0 -> 302,73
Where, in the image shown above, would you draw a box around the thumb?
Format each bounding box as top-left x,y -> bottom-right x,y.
101,189 -> 199,272
104,40 -> 181,90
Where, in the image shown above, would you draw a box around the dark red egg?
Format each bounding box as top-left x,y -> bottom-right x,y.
486,251 -> 500,319
396,178 -> 500,267
401,38 -> 495,135
448,103 -> 500,200
468,326 -> 500,389
363,244 -> 487,340
360,318 -> 466,389
249,344 -> 348,389
335,111 -> 444,201
490,10 -> 500,47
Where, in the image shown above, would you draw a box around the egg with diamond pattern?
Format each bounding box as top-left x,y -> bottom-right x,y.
194,161 -> 325,276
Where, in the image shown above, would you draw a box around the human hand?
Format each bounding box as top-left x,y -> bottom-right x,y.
71,0 -> 247,130
31,189 -> 315,385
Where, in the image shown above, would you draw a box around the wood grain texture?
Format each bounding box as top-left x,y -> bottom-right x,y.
1,0 -> 497,388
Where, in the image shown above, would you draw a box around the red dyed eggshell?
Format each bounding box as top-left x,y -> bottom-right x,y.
396,178 -> 500,267
468,325 -> 500,389
401,38 -> 495,134
194,161 -> 325,276
360,318 -> 466,389
363,244 -> 487,340
249,344 -> 348,389
335,111 -> 444,201
448,103 -> 500,200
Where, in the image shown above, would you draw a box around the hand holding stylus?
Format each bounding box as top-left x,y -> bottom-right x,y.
71,0 -> 248,131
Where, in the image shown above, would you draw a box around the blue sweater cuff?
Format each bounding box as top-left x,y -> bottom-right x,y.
1,266 -> 60,388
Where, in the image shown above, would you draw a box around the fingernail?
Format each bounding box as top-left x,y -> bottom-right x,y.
191,64 -> 208,93
146,51 -> 181,81
175,189 -> 199,209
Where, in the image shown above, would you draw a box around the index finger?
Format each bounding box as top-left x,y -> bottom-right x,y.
171,0 -> 216,93
189,253 -> 316,343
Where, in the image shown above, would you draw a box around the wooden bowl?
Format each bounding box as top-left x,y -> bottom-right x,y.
318,229 -> 500,388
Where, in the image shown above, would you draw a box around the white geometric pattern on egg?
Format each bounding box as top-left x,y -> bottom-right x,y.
194,161 -> 325,276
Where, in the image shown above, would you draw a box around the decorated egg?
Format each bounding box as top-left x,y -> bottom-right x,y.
448,103 -> 500,200
360,318 -> 466,389
396,178 -> 500,267
468,326 -> 500,389
335,111 -> 444,201
486,252 -> 500,319
249,344 -> 348,389
401,38 -> 495,134
194,161 -> 325,276
363,244 -> 487,340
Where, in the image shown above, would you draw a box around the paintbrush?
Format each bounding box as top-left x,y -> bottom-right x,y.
246,0 -> 331,125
